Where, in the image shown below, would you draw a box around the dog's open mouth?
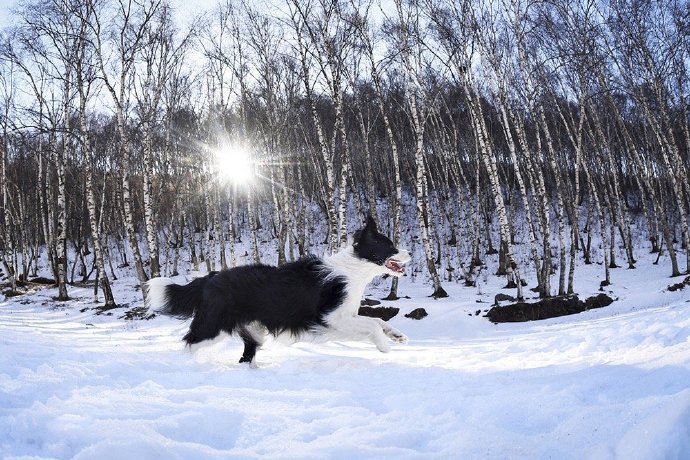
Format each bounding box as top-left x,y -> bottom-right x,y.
384,258 -> 405,274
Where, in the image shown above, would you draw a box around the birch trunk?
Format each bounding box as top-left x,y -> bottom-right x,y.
55,80 -> 70,301
596,69 -> 681,275
551,90 -> 585,294
291,10 -> 338,251
637,99 -> 690,274
410,106 -> 446,298
0,116 -> 16,293
588,107 -> 635,269
75,40 -> 115,307
334,90 -> 350,249
216,184 -> 228,270
38,138 -> 56,281
357,110 -> 378,220
536,106 -> 567,296
247,188 -> 261,264
497,100 -> 541,293
356,19 -> 402,299
279,165 -> 290,264
120,135 -> 149,286
202,181 -> 217,271
227,195 -> 236,267
269,164 -> 286,265
142,120 -> 161,277
295,165 -> 306,258
92,10 -> 152,296
584,165 -> 611,286
393,0 -> 446,298
471,93 -> 523,300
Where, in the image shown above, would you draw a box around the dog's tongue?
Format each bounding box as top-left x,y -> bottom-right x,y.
385,259 -> 405,273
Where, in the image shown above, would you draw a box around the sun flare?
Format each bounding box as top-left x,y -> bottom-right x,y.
214,144 -> 254,185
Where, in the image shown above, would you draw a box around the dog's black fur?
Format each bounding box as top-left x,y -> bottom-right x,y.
157,258 -> 347,363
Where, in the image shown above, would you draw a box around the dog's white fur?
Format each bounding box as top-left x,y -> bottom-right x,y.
145,277 -> 173,310
320,246 -> 411,352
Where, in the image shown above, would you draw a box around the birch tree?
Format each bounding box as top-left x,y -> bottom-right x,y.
13,0 -> 77,300
391,0 -> 447,298
350,0 -> 406,299
91,0 -> 161,292
287,0 -> 341,251
73,0 -> 116,307
0,56 -> 17,294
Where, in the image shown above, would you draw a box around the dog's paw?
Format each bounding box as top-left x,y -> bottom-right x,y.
385,328 -> 408,344
391,332 -> 408,344
240,356 -> 260,369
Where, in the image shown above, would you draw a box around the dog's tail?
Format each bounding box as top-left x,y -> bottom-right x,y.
145,272 -> 218,318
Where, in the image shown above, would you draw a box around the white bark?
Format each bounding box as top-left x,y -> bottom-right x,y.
75,8 -> 115,306
393,0 -> 446,297
92,0 -> 156,294
56,77 -> 70,301
289,2 -> 338,251
537,106 -> 568,296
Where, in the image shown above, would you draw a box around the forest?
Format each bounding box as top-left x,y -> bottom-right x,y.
0,0 -> 688,308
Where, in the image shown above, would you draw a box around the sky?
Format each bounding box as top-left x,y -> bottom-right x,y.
0,0 -> 223,31
0,0 -> 14,30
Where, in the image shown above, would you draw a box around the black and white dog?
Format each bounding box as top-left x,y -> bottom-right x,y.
146,216 -> 410,366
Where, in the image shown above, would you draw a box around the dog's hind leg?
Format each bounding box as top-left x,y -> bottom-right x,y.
237,322 -> 265,367
183,301 -> 223,346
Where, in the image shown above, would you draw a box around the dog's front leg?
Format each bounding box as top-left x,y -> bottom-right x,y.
369,317 -> 408,344
329,315 -> 391,352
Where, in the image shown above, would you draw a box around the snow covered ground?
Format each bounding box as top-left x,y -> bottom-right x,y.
1,252 -> 690,459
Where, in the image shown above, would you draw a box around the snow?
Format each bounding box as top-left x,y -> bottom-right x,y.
1,252 -> 690,459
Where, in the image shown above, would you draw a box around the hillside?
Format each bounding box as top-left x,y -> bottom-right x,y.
1,250 -> 689,459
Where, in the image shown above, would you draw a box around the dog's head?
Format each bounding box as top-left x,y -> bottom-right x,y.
352,215 -> 410,277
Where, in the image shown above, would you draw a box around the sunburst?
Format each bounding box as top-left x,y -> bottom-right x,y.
214,142 -> 254,185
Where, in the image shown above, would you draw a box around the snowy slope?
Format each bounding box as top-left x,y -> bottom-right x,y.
1,254 -> 690,459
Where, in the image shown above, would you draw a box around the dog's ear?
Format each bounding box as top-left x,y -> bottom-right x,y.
354,214 -> 376,247
364,214 -> 378,234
